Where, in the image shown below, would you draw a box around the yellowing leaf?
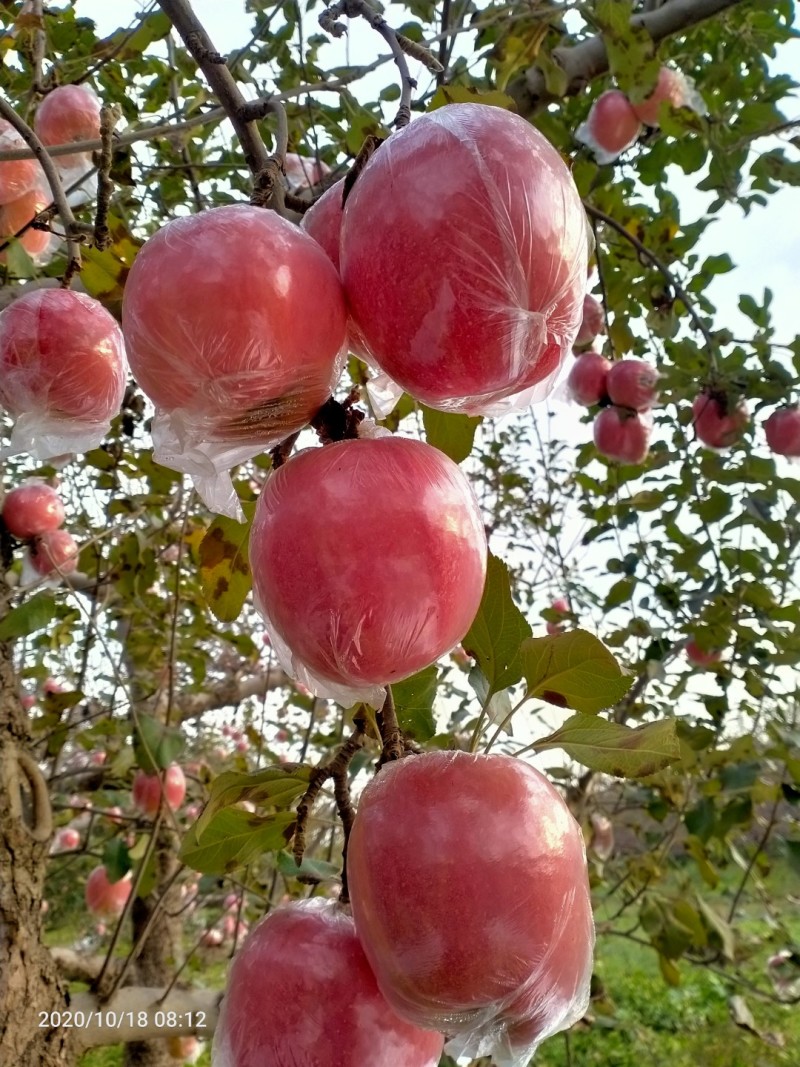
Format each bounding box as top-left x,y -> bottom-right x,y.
532,713 -> 680,778
520,629 -> 632,713
198,509 -> 254,623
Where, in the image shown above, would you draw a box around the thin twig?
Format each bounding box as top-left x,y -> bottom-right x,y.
166,32 -> 204,212
93,104 -> 119,250
584,201 -> 716,358
0,95 -> 82,281
376,686 -> 403,767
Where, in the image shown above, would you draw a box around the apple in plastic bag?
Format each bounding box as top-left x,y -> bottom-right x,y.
0,288 -> 127,422
0,184 -> 51,260
346,752 -> 593,1061
567,351 -> 611,406
121,204 -> 346,445
85,866 -> 132,917
248,436 -> 487,700
34,84 -> 102,169
575,90 -> 642,164
0,118 -> 41,204
1,482 -> 65,539
132,764 -> 186,816
692,392 -> 748,449
593,406 -> 651,464
631,67 -> 690,126
212,899 -> 443,1067
340,103 -> 588,414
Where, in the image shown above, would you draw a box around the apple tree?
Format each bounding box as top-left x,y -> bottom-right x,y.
0,1 -> 798,1066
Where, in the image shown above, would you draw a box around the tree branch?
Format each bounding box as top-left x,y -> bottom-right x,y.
510,0 -> 749,116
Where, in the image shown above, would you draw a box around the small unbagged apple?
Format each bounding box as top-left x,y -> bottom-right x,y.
692,392 -> 748,450
85,866 -> 132,917
29,529 -> 79,576
1,482 -> 65,539
212,899 -> 443,1067
593,406 -> 651,464
575,90 -> 642,165
132,763 -> 186,816
606,358 -> 659,411
567,351 -> 611,406
764,406 -> 800,457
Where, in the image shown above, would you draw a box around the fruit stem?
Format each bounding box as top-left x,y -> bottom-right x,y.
376,686 -> 404,767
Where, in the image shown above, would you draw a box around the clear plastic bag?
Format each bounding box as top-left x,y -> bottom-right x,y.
575,89 -> 642,165
0,183 -> 58,266
121,204 -> 348,519
0,119 -> 41,204
347,751 -> 595,1067
340,103 -> 590,415
34,84 -> 102,170
0,288 -> 128,461
248,434 -> 488,707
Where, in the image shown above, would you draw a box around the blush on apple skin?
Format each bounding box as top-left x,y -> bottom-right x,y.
685,637 -> 722,668
30,529 -> 79,576
85,866 -> 132,918
0,118 -> 41,204
606,358 -> 659,412
567,351 -> 611,406
0,185 -> 52,260
346,751 -> 594,1061
121,204 -> 347,446
341,103 -> 589,415
213,899 -> 444,1067
593,406 -> 651,464
0,288 -> 127,423
692,393 -> 749,450
1,482 -> 65,539
249,436 -> 487,700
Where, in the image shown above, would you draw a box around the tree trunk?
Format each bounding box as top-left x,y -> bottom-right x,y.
0,640 -> 77,1067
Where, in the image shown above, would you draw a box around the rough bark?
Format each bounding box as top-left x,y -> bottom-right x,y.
509,0 -> 750,116
0,639 -> 76,1067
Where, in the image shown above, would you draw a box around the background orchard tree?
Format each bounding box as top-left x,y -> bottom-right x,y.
1,1 -> 799,1066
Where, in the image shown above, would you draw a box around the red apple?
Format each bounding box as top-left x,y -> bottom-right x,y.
546,596 -> 570,635
573,294 -> 605,349
201,928 -> 224,948
606,358 -> 659,411
30,529 -> 79,576
631,66 -> 688,126
576,90 -> 642,163
167,1035 -> 202,1063
347,752 -> 593,1059
34,84 -> 102,169
121,204 -> 346,446
301,178 -> 370,360
764,406 -> 800,457
685,637 -> 722,668
132,763 -> 186,816
0,288 -> 127,422
340,103 -> 588,414
85,866 -> 132,917
283,151 -> 331,192
0,118 -> 40,204
567,351 -> 611,406
213,899 -> 444,1067
692,392 -> 749,449
1,482 -> 65,539
593,406 -> 651,464
249,436 -> 487,699
0,184 -> 51,260
53,826 -> 80,851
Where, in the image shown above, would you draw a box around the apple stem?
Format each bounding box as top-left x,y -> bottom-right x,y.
376,687 -> 404,767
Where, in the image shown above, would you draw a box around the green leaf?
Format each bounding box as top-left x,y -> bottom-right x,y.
429,85 -> 515,111
180,807 -> 297,875
133,714 -> 184,774
275,850 -> 340,883
785,839 -> 800,876
696,896 -> 735,961
391,666 -> 438,741
421,406 -> 481,464
462,553 -> 532,698
80,215 -> 141,318
519,630 -> 632,713
531,713 -> 680,778
594,0 -> 659,100
103,839 -> 132,883
659,954 -> 682,987
0,592 -> 58,640
197,764 -> 312,838
199,508 -> 254,623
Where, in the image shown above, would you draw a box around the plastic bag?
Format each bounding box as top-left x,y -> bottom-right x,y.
575,89 -> 642,165
631,66 -> 707,126
347,751 -> 595,1067
0,288 -> 128,460
0,183 -> 58,266
0,118 -> 41,204
35,84 -> 102,169
248,433 -> 488,707
301,180 -> 406,419
213,899 -> 444,1067
121,204 -> 347,520
340,103 -> 589,416
283,151 -> 331,193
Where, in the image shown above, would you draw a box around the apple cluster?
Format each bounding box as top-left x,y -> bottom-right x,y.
0,479 -> 79,578
215,752 -> 593,1066
576,65 -> 705,165
567,302 -> 659,465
